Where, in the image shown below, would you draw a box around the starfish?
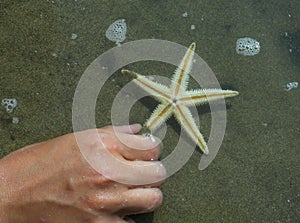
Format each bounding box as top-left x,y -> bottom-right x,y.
121,42 -> 238,154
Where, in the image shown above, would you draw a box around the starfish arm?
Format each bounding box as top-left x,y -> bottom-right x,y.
122,69 -> 171,103
174,105 -> 209,154
180,89 -> 239,106
145,103 -> 174,131
171,42 -> 196,95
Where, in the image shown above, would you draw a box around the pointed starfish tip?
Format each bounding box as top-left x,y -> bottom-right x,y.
121,69 -> 129,74
223,90 -> 239,97
190,42 -> 196,50
231,90 -> 239,96
121,69 -> 138,78
203,148 -> 209,155
121,69 -> 127,74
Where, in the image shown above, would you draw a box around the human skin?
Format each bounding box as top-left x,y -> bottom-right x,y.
0,124 -> 165,223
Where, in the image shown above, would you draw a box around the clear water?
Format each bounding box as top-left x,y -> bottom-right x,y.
1,0 -> 299,222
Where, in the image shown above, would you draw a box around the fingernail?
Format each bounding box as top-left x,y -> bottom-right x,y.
155,162 -> 166,181
129,123 -> 142,133
148,189 -> 163,211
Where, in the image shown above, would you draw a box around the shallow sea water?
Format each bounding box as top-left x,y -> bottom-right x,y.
0,0 -> 299,222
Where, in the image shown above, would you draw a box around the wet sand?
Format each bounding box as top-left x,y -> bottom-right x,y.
1,0 -> 299,222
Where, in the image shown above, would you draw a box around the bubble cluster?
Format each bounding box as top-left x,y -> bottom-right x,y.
71,33 -> 78,40
1,98 -> 17,113
236,37 -> 260,56
105,19 -> 127,46
12,117 -> 19,124
284,81 -> 298,91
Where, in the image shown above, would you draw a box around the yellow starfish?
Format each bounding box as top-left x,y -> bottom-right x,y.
121,42 -> 238,154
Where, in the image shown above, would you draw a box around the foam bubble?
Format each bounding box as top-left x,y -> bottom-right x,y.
1,98 -> 17,113
105,19 -> 127,46
236,37 -> 260,56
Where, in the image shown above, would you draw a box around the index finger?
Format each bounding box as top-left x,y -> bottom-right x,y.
74,128 -> 166,185
103,124 -> 142,134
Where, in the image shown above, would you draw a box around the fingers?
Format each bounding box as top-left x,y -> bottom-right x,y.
79,159 -> 165,188
73,123 -> 161,161
73,127 -> 166,185
84,147 -> 166,185
117,188 -> 163,215
109,160 -> 166,185
117,134 -> 161,161
91,188 -> 162,217
99,124 -> 162,161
